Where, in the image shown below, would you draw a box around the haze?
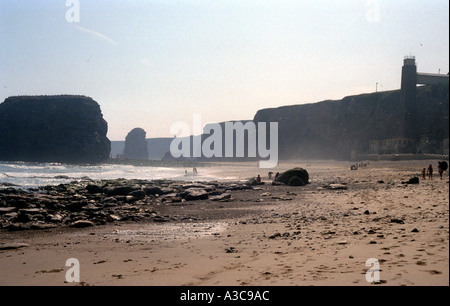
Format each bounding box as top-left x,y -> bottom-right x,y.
1,0 -> 448,140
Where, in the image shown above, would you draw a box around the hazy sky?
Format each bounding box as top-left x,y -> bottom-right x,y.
1,0 -> 449,140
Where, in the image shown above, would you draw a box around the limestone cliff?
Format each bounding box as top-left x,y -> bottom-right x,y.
254,83 -> 449,160
0,95 -> 111,163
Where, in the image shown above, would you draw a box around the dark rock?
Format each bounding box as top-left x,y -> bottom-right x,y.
403,177 -> 420,184
86,184 -> 103,194
144,186 -> 164,196
64,201 -> 87,212
0,188 -> 24,195
275,168 -> 309,185
14,211 -> 32,223
271,180 -> 286,186
288,176 -> 305,186
210,193 -> 232,201
123,128 -> 148,160
0,95 -> 110,163
225,247 -> 237,253
0,242 -> 29,250
182,188 -> 209,201
153,215 -> 170,223
8,197 -> 29,208
4,223 -> 29,231
390,218 -> 405,224
411,228 -> 419,233
129,190 -> 146,200
104,186 -> 135,196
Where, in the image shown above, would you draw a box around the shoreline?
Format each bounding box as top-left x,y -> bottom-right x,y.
0,160 -> 448,286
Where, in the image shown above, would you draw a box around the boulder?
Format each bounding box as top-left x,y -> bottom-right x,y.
288,176 -> 305,186
210,193 -> 232,201
274,168 -> 309,186
403,177 -> 419,184
129,190 -> 146,200
181,188 -> 209,201
144,186 -> 173,196
86,184 -> 103,194
104,186 -> 135,196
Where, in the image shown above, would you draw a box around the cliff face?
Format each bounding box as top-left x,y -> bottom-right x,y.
0,95 -> 111,164
254,83 -> 449,160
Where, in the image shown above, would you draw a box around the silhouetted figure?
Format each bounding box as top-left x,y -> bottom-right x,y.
422,168 -> 426,180
275,172 -> 280,179
427,164 -> 433,180
268,172 -> 273,180
256,175 -> 261,183
438,161 -> 448,180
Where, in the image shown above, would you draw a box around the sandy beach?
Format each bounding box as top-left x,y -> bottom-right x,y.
0,160 -> 448,286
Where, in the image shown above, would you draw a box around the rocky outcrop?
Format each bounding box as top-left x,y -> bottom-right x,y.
0,95 -> 111,164
0,179 -> 255,231
123,128 -> 148,160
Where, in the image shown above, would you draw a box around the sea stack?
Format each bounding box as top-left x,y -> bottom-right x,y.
123,128 -> 148,160
0,95 -> 111,164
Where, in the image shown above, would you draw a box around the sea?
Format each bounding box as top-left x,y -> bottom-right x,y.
0,162 -> 227,190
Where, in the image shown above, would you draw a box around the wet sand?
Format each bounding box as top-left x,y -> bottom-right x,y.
0,160 -> 448,286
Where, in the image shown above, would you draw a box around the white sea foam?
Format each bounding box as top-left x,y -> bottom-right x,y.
0,162 -> 226,189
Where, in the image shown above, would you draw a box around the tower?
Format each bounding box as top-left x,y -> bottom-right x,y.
400,56 -> 418,142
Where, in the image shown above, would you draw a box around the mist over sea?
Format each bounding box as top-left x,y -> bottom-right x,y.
0,162 -> 226,189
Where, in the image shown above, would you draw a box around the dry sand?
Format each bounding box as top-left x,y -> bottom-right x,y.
0,160 -> 448,286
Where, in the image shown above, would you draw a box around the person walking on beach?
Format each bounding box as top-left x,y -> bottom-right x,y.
422,168 -> 427,180
437,161 -> 448,180
427,164 -> 433,180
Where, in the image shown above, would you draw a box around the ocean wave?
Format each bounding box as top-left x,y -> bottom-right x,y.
0,162 -> 221,189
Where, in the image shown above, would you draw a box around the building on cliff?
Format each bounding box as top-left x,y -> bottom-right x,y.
368,56 -> 449,156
